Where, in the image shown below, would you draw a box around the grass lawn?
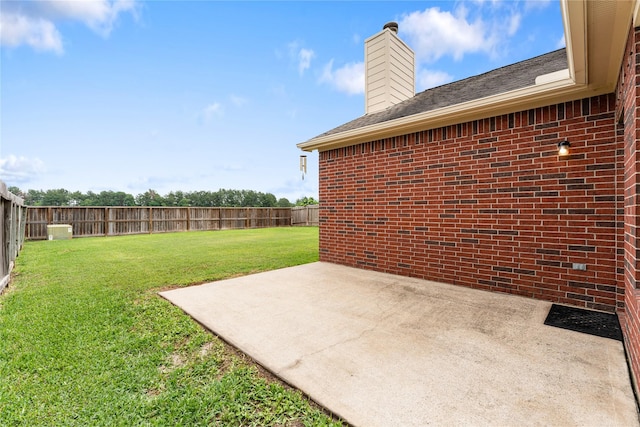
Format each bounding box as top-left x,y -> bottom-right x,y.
1,227 -> 343,426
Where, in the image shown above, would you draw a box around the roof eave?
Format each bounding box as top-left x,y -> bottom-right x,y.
298,78 -> 604,152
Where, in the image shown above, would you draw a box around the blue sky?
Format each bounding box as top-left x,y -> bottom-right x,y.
0,0 -> 564,202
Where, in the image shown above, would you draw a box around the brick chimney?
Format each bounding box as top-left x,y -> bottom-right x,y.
364,22 -> 415,114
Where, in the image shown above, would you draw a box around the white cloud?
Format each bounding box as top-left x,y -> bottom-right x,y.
417,69 -> 454,91
556,34 -> 566,49
298,48 -> 315,76
0,155 -> 46,184
287,41 -> 315,76
507,13 -> 521,36
0,12 -> 63,53
201,103 -> 223,122
399,6 -> 495,62
42,0 -> 137,36
229,94 -> 248,107
319,59 -> 364,95
524,0 -> 552,11
0,0 -> 138,53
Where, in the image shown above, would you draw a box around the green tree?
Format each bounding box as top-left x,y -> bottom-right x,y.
69,191 -> 84,206
79,191 -> 98,206
241,190 -> 259,207
135,189 -> 164,206
220,189 -> 241,207
101,191 -> 135,206
24,189 -> 45,206
295,196 -> 318,206
276,197 -> 293,207
188,191 -> 212,207
259,192 -> 278,207
42,188 -> 71,206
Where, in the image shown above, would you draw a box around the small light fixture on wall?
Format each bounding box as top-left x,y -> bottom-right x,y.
558,140 -> 570,156
300,155 -> 307,180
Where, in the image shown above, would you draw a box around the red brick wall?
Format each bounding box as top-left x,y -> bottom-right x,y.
618,25 -> 640,395
319,94 -> 623,313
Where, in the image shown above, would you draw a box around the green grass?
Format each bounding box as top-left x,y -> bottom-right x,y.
0,227 -> 342,426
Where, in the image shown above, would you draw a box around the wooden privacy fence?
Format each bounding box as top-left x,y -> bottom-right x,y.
1,182 -> 27,293
26,206 -> 298,240
292,205 -> 319,226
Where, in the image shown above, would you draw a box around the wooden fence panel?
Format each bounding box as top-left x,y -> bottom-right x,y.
26,206 -> 48,240
151,207 -> 188,233
1,182 -> 26,294
272,208 -> 292,227
291,205 -> 319,226
25,206 -> 299,240
189,207 -> 221,231
109,207 -> 149,236
220,207 -> 246,230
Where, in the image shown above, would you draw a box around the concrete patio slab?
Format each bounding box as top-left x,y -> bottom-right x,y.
160,262 -> 639,426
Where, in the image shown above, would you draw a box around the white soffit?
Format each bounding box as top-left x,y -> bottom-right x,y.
584,0 -> 634,92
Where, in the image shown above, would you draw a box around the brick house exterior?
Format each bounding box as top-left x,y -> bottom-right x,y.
620,24 -> 640,399
299,1 -> 640,393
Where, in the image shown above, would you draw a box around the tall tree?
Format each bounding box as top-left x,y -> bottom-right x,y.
42,189 -> 71,206
295,196 -> 318,206
276,197 -> 293,207
135,189 -> 164,206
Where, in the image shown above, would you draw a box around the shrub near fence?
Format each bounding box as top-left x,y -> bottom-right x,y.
1,182 -> 27,293
25,206 -> 295,240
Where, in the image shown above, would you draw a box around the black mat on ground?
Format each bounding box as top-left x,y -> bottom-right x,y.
544,304 -> 622,341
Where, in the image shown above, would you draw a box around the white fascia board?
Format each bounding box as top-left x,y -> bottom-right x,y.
561,0 -> 587,85
535,69 -> 571,85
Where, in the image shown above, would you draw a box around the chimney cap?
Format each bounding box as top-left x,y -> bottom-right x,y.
383,22 -> 398,33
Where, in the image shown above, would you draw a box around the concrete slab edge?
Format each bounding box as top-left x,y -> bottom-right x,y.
157,292 -> 353,427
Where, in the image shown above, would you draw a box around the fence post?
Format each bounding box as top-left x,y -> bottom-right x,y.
103,207 -> 108,236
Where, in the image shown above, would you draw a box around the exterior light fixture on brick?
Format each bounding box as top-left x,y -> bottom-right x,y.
300,155 -> 307,180
558,140 -> 570,156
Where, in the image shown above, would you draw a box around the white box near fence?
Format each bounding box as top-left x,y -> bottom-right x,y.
47,224 -> 73,240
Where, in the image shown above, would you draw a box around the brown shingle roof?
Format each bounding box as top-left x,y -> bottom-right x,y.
312,49 -> 568,139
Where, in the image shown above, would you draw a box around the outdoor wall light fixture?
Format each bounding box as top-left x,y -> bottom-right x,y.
300,155 -> 307,180
558,140 -> 570,156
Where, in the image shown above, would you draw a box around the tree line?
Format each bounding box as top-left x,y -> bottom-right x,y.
9,187 -> 318,208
